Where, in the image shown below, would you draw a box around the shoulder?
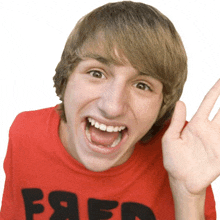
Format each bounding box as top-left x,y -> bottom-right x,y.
136,120 -> 188,155
140,120 -> 170,146
9,106 -> 59,139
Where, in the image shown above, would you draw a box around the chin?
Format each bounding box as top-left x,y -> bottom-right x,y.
82,159 -> 116,172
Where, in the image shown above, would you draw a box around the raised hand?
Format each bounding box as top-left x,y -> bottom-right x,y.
162,79 -> 220,196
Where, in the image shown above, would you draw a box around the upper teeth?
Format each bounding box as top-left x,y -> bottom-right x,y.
88,118 -> 126,132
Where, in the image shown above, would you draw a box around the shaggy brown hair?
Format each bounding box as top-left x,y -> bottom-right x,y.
53,1 -> 187,142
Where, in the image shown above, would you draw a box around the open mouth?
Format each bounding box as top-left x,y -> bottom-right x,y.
85,117 -> 127,149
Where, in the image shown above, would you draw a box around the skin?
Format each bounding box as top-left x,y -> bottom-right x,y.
162,79 -> 220,219
59,50 -> 220,219
59,54 -> 163,172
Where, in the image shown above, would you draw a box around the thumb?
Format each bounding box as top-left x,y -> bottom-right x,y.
167,101 -> 187,139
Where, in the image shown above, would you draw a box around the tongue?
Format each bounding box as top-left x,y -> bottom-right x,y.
89,126 -> 120,146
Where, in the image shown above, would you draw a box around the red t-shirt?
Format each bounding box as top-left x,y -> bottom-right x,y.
0,107 -> 216,219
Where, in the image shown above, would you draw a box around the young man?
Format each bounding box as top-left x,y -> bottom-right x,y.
0,1 -> 219,219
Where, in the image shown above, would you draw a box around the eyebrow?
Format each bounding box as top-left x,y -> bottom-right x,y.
138,72 -> 151,77
82,53 -> 112,66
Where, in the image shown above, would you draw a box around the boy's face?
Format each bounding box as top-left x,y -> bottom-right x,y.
60,52 -> 163,172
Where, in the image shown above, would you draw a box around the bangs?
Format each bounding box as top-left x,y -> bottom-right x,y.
76,32 -> 129,66
76,27 -> 166,83
73,5 -> 185,88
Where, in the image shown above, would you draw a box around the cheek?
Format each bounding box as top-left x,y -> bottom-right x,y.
64,79 -> 102,122
64,81 -> 88,107
135,97 -> 163,125
65,76 -> 102,103
63,82 -> 83,122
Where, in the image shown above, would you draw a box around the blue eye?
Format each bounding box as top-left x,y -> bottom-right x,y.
135,82 -> 151,91
88,70 -> 105,79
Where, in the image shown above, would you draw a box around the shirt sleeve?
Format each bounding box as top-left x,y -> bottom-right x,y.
205,185 -> 216,220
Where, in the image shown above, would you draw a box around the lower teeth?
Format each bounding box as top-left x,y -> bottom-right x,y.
108,132 -> 122,148
86,124 -> 91,142
86,123 -> 122,148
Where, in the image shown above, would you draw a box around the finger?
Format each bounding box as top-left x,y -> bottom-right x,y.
195,79 -> 220,120
167,100 -> 186,139
212,107 -> 220,125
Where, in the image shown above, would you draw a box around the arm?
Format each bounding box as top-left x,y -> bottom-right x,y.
169,176 -> 206,220
162,79 -> 220,219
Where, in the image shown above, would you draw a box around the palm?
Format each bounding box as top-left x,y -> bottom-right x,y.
162,79 -> 220,195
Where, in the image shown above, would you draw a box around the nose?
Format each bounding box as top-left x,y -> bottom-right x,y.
97,80 -> 128,119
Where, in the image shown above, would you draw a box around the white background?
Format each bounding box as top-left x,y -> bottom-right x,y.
0,0 -> 219,217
